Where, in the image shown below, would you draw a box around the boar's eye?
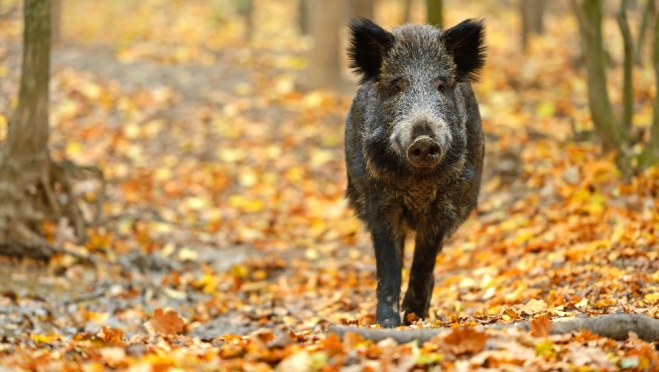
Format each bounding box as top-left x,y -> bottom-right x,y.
386,78 -> 405,95
436,81 -> 446,92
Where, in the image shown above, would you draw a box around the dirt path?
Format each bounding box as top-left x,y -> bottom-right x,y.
0,41 -> 297,338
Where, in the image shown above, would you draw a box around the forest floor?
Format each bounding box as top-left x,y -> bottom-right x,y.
0,0 -> 658,371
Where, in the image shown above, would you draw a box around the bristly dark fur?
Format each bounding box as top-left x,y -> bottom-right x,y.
441,19 -> 487,82
348,18 -> 395,85
344,19 -> 486,328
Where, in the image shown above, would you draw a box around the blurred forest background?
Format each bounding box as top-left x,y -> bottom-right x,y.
0,0 -> 658,370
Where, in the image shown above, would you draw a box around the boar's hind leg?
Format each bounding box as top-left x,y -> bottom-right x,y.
370,222 -> 405,328
401,230 -> 444,324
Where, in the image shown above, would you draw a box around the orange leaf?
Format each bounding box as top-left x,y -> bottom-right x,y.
99,326 -> 125,346
150,308 -> 185,336
444,328 -> 488,356
503,308 -> 522,321
251,329 -> 276,345
342,332 -> 365,348
406,312 -> 420,324
320,333 -> 344,356
530,314 -> 553,338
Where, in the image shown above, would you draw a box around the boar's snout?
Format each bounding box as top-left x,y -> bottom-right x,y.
406,136 -> 442,168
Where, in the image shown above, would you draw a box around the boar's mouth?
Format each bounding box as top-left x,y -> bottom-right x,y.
406,136 -> 443,168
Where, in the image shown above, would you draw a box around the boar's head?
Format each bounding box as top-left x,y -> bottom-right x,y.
348,19 -> 485,173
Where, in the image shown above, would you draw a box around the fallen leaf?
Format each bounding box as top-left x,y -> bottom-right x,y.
444,328 -> 488,356
149,308 -> 185,336
530,314 -> 552,338
520,299 -> 548,315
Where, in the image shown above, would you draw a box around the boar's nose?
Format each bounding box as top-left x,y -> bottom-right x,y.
406,136 -> 442,167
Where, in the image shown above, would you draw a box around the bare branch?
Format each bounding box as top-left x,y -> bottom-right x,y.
328,314 -> 659,344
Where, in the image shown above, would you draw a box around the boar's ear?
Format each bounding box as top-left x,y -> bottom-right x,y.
348,18 -> 395,84
441,19 -> 486,82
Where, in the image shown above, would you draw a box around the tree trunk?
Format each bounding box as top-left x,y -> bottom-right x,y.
298,0 -> 310,36
403,0 -> 414,23
51,0 -> 61,45
305,0 -> 345,90
237,0 -> 254,42
617,0 -> 633,133
350,0 -> 375,20
520,0 -> 546,50
642,5 -> 659,166
634,0 -> 655,64
426,0 -> 443,28
652,1 -> 659,153
0,0 -> 84,259
572,0 -> 628,152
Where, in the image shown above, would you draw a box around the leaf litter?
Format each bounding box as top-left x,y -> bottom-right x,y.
0,0 -> 658,370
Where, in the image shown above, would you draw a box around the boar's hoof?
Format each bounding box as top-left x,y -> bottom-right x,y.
376,307 -> 401,328
407,136 -> 442,168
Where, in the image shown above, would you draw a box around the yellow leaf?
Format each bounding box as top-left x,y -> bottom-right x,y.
228,195 -> 264,212
177,247 -> 198,262
239,171 -> 258,187
66,141 -> 85,157
192,274 -> 219,294
536,101 -> 555,118
231,264 -> 249,279
218,148 -> 248,163
310,149 -> 334,169
31,334 -> 55,344
285,166 -> 305,182
304,91 -> 325,108
610,225 -> 626,243
520,299 -> 548,315
575,298 -> 588,309
186,197 -> 209,211
123,123 -> 141,140
82,83 -> 101,100
276,77 -> 295,94
586,192 -> 606,215
515,229 -> 535,244
535,339 -> 555,357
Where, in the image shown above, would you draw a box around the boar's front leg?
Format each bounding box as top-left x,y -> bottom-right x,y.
368,208 -> 405,328
401,229 -> 445,324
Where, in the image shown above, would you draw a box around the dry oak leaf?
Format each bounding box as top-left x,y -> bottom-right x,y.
406,312 -> 420,324
444,327 -> 488,356
503,308 -> 522,321
519,299 -> 548,316
98,326 -> 125,346
530,314 -> 553,338
150,308 -> 185,336
320,333 -> 344,356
